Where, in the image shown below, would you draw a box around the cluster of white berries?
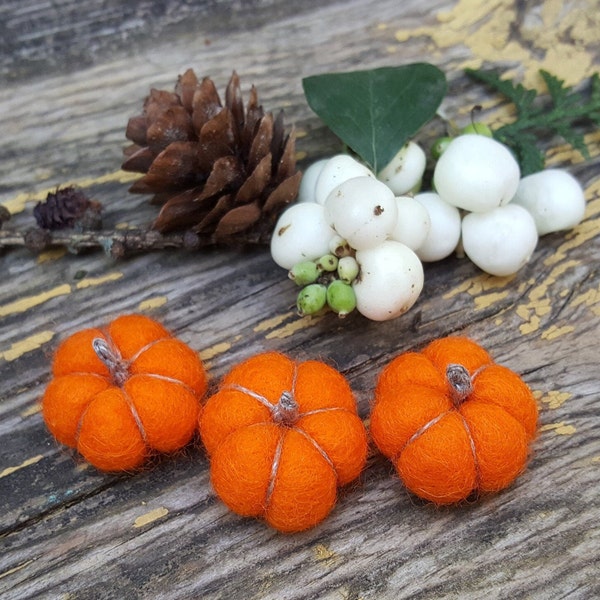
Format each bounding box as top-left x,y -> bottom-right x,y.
270,128 -> 586,321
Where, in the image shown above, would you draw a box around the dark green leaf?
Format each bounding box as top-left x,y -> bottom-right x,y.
302,64 -> 446,172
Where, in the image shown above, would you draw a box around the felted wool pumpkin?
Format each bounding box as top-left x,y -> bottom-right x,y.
370,336 -> 538,504
42,314 -> 207,472
199,352 -> 368,532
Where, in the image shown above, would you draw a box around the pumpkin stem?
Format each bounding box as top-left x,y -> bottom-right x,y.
92,337 -> 129,386
446,363 -> 473,405
272,391 -> 299,426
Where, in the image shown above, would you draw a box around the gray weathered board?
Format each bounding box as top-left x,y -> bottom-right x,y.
1,0 -> 599,598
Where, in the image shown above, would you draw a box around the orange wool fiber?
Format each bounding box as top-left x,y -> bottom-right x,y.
42,314 -> 208,472
370,336 -> 538,505
199,352 -> 368,533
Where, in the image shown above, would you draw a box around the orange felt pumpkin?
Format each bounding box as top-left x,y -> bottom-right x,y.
42,314 -> 207,472
199,352 -> 368,532
370,336 -> 538,504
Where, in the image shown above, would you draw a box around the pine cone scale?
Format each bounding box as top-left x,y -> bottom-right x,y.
129,141 -> 203,194
146,106 -> 194,154
234,154 -> 272,204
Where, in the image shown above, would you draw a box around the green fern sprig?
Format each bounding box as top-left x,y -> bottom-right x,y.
466,68 -> 600,175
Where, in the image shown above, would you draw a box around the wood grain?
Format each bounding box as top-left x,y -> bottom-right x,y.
1,0 -> 599,598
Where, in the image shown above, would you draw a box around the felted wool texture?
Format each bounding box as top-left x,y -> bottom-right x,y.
370,336 -> 538,505
42,314 -> 207,472
199,351 -> 368,533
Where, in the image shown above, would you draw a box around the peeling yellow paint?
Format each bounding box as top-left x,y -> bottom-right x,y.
253,312 -> 295,333
0,330 -> 55,361
0,454 -> 44,479
516,261 -> 580,335
536,390 -> 573,410
313,543 -> 337,565
394,0 -> 598,87
265,315 -> 324,340
37,248 -> 67,264
571,284 -> 600,317
541,421 -> 577,435
0,284 -> 72,318
138,296 -> 168,311
541,325 -> 575,341
473,290 -> 509,311
443,273 -> 514,300
133,507 -> 169,528
75,272 -> 123,289
21,403 -> 42,417
591,456 -> 600,465
199,341 -> 234,361
545,197 -> 600,267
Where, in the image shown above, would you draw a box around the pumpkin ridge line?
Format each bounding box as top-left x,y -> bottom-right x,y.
264,431 -> 285,509
298,407 -> 349,418
122,385 -> 149,445
456,411 -> 481,493
128,336 -> 174,364
291,426 -> 337,481
224,383 -> 273,410
130,372 -> 197,396
394,410 -> 453,461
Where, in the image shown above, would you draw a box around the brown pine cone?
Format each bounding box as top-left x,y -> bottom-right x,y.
121,69 -> 301,244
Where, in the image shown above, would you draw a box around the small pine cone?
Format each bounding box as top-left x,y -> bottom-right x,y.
122,69 -> 302,244
33,187 -> 102,230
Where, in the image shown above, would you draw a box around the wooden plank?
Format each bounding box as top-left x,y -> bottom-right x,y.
1,0 -> 599,598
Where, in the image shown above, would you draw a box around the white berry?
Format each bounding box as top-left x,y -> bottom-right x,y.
353,240 -> 423,321
462,204 -> 538,276
390,195 -> 431,251
433,134 -> 520,212
414,192 -> 461,262
510,169 -> 586,235
324,176 -> 398,251
314,155 -> 375,205
296,158 -> 329,203
377,141 -> 426,195
270,203 -> 336,269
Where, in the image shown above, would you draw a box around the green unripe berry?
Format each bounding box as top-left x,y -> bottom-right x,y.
431,136 -> 452,160
288,261 -> 319,286
461,122 -> 493,137
316,254 -> 339,272
337,255 -> 360,284
326,280 -> 357,317
297,284 -> 327,316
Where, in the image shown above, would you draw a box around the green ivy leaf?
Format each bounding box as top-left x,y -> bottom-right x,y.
302,64 -> 446,173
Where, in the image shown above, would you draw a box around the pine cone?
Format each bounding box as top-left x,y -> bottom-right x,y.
33,186 -> 102,230
122,69 -> 301,243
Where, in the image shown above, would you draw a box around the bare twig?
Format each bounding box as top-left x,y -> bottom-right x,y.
0,226 -> 269,258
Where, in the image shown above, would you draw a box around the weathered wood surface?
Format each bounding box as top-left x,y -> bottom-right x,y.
1,0 -> 599,598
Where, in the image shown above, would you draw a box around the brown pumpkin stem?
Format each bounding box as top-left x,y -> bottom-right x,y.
271,391 -> 299,426
93,338 -> 129,386
446,363 -> 473,406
